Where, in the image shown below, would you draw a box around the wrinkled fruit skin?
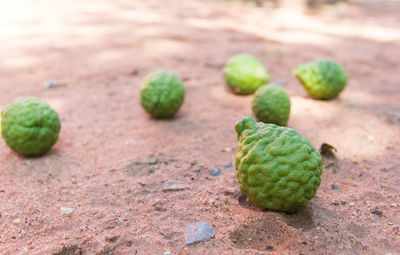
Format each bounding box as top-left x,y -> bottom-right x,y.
140,71 -> 185,118
235,117 -> 322,213
294,60 -> 347,100
223,54 -> 270,95
1,97 -> 61,156
252,85 -> 291,126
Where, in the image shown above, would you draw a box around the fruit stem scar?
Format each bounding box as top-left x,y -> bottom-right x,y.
235,116 -> 256,139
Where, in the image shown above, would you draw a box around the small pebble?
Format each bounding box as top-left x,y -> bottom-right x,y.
185,221 -> 214,245
222,163 -> 233,168
302,241 -> 308,245
208,199 -> 216,205
139,156 -> 159,165
331,184 -> 340,190
105,235 -> 119,243
162,182 -> 188,192
371,207 -> 383,216
208,167 -> 222,176
43,80 -> 64,88
60,207 -> 74,216
191,166 -> 202,173
224,188 -> 235,196
274,79 -> 287,86
222,147 -> 232,152
155,206 -> 167,212
12,218 -> 22,224
163,252 -> 171,255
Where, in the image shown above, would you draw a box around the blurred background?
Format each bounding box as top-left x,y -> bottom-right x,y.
1,0 -> 399,159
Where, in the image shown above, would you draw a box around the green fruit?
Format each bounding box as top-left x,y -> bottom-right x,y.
223,54 -> 270,95
1,97 -> 61,156
235,117 -> 322,213
252,85 -> 291,126
140,71 -> 185,118
294,60 -> 347,100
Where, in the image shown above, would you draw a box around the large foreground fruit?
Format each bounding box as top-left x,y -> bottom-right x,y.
235,117 -> 323,213
294,60 -> 347,100
140,71 -> 185,118
1,97 -> 61,156
252,84 -> 291,126
223,54 -> 269,95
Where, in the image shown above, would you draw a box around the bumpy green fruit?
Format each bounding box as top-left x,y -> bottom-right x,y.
223,54 -> 269,95
294,60 -> 347,100
235,117 -> 322,213
1,97 -> 61,156
252,85 -> 291,126
140,71 -> 185,118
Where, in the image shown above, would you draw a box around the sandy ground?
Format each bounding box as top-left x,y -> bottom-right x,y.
0,0 -> 400,254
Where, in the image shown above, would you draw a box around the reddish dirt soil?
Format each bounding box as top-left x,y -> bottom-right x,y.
0,0 -> 400,254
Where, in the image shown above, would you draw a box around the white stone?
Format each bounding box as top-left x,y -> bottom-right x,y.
60,207 -> 74,216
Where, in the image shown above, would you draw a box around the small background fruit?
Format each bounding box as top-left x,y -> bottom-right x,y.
140,71 -> 185,118
1,97 -> 61,156
252,84 -> 291,126
294,59 -> 347,100
235,117 -> 323,213
223,54 -> 269,95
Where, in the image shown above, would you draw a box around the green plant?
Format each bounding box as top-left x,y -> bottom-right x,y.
223,54 -> 270,95
294,60 -> 347,100
140,71 -> 185,118
235,117 -> 323,213
1,97 -> 61,156
252,84 -> 291,126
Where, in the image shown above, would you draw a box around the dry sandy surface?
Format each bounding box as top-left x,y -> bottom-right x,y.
0,0 -> 400,254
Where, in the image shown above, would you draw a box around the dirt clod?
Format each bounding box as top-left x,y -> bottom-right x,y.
53,245 -> 82,255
